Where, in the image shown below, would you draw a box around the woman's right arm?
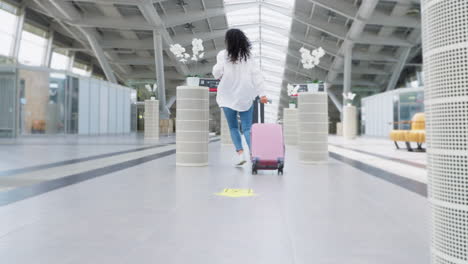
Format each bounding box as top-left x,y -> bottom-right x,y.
251,60 -> 267,102
212,50 -> 225,79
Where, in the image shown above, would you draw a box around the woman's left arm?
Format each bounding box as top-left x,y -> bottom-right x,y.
212,51 -> 225,79
251,61 -> 267,99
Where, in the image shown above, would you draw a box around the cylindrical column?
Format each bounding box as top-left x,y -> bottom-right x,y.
343,105 -> 357,139
176,86 -> 209,166
144,99 -> 159,141
298,92 -> 328,164
220,109 -> 232,145
422,1 -> 468,263
336,122 -> 343,136
283,108 -> 298,145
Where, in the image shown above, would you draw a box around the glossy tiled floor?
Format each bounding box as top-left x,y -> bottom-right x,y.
0,136 -> 429,264
0,134 -> 175,171
328,136 -> 427,183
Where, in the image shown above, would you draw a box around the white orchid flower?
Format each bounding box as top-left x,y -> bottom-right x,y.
299,46 -> 325,70
170,38 -> 205,74
317,47 -> 325,57
343,92 -> 356,100
287,84 -> 294,96
192,38 -> 204,52
313,57 -> 320,65
299,47 -> 308,54
170,44 -> 186,57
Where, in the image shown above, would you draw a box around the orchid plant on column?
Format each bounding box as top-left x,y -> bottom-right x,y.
287,84 -> 299,108
343,92 -> 356,106
299,47 -> 326,92
170,38 -> 205,86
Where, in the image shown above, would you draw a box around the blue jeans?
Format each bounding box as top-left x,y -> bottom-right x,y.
223,105 -> 253,152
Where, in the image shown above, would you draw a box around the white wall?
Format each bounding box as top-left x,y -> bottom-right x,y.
78,77 -> 132,135
89,79 -> 100,134
78,79 -> 90,134
361,87 -> 424,137
362,91 -> 395,137
99,81 -> 109,134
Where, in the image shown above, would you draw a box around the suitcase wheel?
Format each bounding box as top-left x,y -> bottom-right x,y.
252,164 -> 258,174
252,158 -> 258,175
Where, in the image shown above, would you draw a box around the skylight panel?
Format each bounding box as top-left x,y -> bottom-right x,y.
261,7 -> 292,30
225,5 -> 258,26
263,0 -> 295,9
261,28 -> 289,47
224,0 -> 294,122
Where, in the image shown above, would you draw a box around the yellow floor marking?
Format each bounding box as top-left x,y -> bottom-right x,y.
215,188 -> 257,198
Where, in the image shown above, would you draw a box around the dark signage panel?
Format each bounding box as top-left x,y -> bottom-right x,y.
199,79 -> 220,92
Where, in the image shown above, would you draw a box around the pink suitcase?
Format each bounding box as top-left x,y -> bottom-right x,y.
250,123 -> 285,175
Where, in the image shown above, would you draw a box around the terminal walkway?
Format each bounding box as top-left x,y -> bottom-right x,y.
0,136 -> 429,263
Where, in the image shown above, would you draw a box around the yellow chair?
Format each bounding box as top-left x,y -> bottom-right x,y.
390,113 -> 426,152
32,120 -> 46,133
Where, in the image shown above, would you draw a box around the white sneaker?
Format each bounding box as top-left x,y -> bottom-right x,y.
235,153 -> 247,167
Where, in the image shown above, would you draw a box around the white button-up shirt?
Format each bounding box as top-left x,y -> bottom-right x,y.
212,50 -> 266,112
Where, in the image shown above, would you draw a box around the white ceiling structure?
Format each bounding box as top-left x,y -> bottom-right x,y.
20,0 -> 422,120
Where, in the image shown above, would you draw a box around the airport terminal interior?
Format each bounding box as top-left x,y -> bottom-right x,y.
0,0 -> 466,263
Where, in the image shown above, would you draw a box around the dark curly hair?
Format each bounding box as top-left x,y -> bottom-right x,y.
225,28 -> 251,63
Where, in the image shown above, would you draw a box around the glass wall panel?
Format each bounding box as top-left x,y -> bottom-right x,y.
0,6 -> 18,57
50,51 -> 70,70
18,69 -> 49,134
0,72 -> 16,137
99,81 -> 109,134
116,86 -> 124,133
398,91 -> 424,130
108,85 -> 117,133
18,24 -> 48,66
72,61 -> 91,77
89,79 -> 100,134
78,78 -> 90,134
47,72 -> 67,134
123,90 -> 131,133
67,76 -> 79,134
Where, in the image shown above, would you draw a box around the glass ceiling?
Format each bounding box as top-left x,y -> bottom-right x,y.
224,0 -> 295,123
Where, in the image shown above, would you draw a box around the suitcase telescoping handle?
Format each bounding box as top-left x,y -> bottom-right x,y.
253,96 -> 266,124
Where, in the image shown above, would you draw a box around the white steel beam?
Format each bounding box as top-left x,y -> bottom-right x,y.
304,0 -> 358,20
61,0 -> 168,4
328,91 -> 343,113
12,6 -> 25,60
112,49 -> 218,66
343,42 -> 353,104
83,30 -> 117,83
40,0 -> 118,83
385,47 -> 411,91
43,30 -> 54,67
166,96 -> 176,109
368,10 -> 421,28
138,0 -> 189,76
154,31 -> 170,118
99,30 -> 225,50
326,0 -> 380,83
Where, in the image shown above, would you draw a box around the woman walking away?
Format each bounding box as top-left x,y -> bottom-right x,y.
212,28 -> 268,166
